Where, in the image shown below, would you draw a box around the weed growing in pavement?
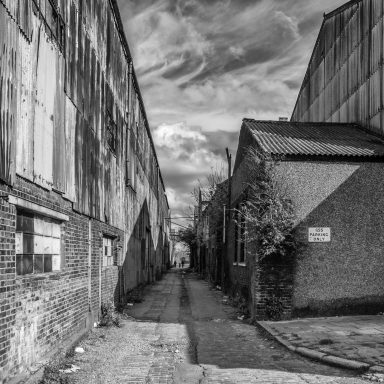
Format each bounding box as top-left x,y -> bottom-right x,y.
265,294 -> 285,321
99,301 -> 121,327
125,284 -> 145,304
39,360 -> 70,384
229,289 -> 250,319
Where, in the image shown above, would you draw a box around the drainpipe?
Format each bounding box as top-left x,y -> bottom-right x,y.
125,61 -> 133,185
223,148 -> 232,292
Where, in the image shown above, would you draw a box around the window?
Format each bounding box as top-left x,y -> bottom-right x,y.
234,205 -> 246,265
16,211 -> 62,275
33,0 -> 65,52
106,112 -> 117,155
103,236 -> 115,267
127,127 -> 137,190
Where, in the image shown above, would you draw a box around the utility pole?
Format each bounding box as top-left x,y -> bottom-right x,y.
222,148 -> 232,291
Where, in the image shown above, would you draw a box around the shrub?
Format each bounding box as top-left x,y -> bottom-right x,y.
235,148 -> 297,263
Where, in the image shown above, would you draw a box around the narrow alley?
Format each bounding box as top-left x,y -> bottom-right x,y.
66,271 -> 367,384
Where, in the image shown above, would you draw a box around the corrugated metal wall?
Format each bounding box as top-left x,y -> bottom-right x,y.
0,0 -> 167,232
292,0 -> 384,136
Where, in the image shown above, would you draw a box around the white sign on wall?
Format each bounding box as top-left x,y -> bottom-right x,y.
308,227 -> 331,242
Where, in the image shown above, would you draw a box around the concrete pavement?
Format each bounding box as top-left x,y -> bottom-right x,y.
64,271 -> 369,383
259,315 -> 384,374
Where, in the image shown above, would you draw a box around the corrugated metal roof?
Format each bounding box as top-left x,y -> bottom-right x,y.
243,119 -> 384,159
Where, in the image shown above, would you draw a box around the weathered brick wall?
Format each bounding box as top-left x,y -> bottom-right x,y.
90,220 -> 124,312
249,253 -> 294,320
0,185 -> 16,383
0,177 -> 125,382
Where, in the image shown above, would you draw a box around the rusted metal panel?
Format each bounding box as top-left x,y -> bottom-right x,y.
83,34 -> 91,122
65,1 -> 78,104
64,96 -> 76,202
292,0 -> 384,136
0,5 -> 19,185
0,0 -> 32,40
2,0 -> 168,234
52,54 -> 66,192
16,22 -> 35,181
34,28 -> 59,190
74,112 -> 88,214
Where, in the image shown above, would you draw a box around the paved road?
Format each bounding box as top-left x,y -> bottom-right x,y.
69,271 -> 369,383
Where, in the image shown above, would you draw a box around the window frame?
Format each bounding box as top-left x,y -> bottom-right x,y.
15,210 -> 63,276
234,204 -> 246,266
102,235 -> 118,267
106,111 -> 118,156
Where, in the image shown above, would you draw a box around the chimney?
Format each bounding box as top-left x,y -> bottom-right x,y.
279,117 -> 288,121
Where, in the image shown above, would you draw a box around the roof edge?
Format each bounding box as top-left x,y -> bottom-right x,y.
272,153 -> 384,163
243,118 -> 360,127
324,0 -> 362,20
109,0 -> 167,193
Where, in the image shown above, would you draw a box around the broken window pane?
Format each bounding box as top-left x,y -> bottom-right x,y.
16,210 -> 62,276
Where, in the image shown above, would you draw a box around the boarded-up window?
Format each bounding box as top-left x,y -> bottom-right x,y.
33,0 -> 65,52
106,112 -> 117,155
16,211 -> 62,275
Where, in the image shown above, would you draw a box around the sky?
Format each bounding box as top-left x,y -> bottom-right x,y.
117,0 -> 347,223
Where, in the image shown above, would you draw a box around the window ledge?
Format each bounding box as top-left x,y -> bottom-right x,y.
16,271 -> 62,280
232,262 -> 247,268
9,196 -> 69,221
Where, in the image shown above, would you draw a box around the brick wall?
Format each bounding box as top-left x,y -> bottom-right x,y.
90,219 -> 124,312
249,252 -> 294,320
0,187 -> 16,383
0,177 -> 125,382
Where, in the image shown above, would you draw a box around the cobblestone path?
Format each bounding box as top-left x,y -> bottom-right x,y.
69,271 -> 369,383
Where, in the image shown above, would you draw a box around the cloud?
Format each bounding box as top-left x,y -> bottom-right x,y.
153,122 -> 237,215
117,0 -> 348,217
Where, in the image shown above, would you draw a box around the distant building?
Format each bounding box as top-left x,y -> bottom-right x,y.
228,119 -> 384,320
198,180 -> 228,285
0,0 -> 170,381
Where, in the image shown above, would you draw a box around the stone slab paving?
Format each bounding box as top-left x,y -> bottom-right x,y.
260,316 -> 384,368
64,272 -> 370,383
185,276 -> 368,383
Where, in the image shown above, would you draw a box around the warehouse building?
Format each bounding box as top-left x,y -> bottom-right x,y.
292,0 -> 384,134
0,0 -> 170,381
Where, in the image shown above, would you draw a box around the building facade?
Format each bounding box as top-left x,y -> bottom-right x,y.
292,0 -> 384,135
227,119 -> 384,320
0,0 -> 170,382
